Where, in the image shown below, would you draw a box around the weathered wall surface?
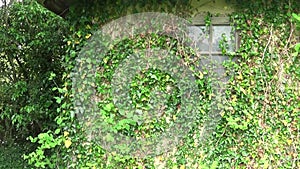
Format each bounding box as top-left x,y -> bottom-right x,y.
191,0 -> 236,16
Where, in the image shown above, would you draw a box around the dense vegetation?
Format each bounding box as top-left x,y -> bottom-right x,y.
0,0 -> 299,168
0,0 -> 67,146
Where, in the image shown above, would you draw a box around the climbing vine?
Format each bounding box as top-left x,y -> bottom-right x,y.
23,0 -> 300,168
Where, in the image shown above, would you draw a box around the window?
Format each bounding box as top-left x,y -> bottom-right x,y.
189,16 -> 238,54
188,16 -> 238,84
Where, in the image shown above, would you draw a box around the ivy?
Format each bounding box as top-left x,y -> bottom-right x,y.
2,0 -> 297,168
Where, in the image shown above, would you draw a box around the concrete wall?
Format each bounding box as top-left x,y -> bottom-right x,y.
191,0 -> 236,15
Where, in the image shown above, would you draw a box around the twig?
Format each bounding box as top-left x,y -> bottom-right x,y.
283,19 -> 294,54
262,25 -> 273,61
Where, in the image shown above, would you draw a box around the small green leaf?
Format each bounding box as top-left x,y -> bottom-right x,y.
292,13 -> 300,22
295,43 -> 300,51
56,117 -> 63,125
54,128 -> 61,134
104,103 -> 114,111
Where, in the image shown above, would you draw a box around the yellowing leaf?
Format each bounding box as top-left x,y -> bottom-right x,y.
103,57 -> 109,64
282,120 -> 288,126
263,160 -> 269,169
180,165 -> 185,169
67,41 -> 71,46
287,139 -> 293,145
232,95 -> 237,102
240,87 -> 246,95
154,155 -> 166,169
237,72 -> 243,80
154,155 -> 162,164
86,25 -> 91,29
64,131 -> 69,137
141,97 -> 147,101
64,139 -> 72,148
85,34 -> 92,39
173,115 -> 177,121
199,71 -> 203,79
220,111 -> 225,117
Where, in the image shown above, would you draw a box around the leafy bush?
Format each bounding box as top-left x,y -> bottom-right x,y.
0,0 -> 68,143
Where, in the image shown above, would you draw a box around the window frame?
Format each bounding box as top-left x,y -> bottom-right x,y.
189,16 -> 239,56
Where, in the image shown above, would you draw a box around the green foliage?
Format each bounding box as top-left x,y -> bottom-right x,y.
206,1 -> 300,168
0,0 -> 296,168
24,131 -> 64,168
0,0 -> 68,142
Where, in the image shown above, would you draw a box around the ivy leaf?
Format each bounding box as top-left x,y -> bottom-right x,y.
292,13 -> 300,22
64,139 -> 72,148
54,128 -> 61,134
295,43 -> 300,52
